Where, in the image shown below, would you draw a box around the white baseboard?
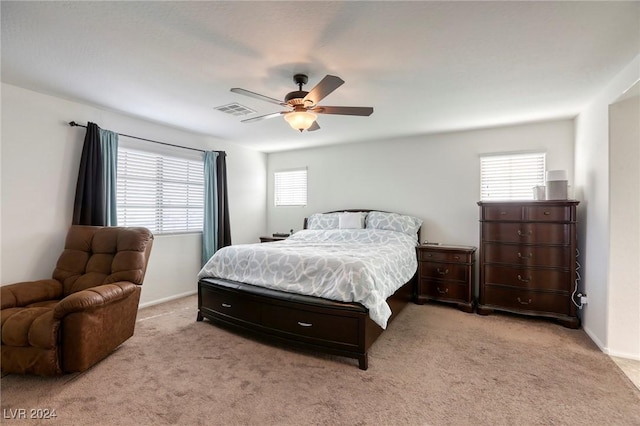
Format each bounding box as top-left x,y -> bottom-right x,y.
138,290 -> 197,309
583,324 -> 640,361
607,349 -> 640,361
582,324 -> 607,353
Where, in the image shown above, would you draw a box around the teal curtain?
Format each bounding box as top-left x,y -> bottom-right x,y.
202,151 -> 219,266
99,128 -> 118,226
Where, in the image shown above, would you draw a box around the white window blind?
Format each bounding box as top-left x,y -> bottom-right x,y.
274,168 -> 307,206
480,152 -> 546,201
117,147 -> 204,234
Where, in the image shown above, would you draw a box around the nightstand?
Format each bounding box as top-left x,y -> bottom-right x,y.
415,244 -> 477,312
259,236 -> 287,243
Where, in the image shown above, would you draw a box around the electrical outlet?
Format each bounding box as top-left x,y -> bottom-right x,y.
580,295 -> 588,305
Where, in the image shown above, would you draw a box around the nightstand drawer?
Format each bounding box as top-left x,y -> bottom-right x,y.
418,250 -> 469,263
419,262 -> 468,282
420,280 -> 469,302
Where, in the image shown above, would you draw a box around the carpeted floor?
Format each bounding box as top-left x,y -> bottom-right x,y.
2,295 -> 639,425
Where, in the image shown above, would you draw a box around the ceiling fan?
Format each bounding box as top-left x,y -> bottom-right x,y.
230,74 -> 374,132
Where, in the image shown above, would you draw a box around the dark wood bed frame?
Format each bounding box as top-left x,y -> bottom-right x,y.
197,210 -> 418,370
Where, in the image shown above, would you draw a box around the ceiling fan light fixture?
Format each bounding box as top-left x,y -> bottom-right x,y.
231,74 -> 372,132
284,110 -> 317,132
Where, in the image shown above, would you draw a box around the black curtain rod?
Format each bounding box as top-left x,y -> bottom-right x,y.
68,121 -> 219,154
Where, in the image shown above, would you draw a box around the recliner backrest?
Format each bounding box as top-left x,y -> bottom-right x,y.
52,226 -> 153,296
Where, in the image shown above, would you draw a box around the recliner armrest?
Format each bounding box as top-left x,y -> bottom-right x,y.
1,279 -> 63,309
53,281 -> 139,319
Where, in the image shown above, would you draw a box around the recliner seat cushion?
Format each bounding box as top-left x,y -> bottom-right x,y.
1,306 -> 59,349
0,304 -> 62,375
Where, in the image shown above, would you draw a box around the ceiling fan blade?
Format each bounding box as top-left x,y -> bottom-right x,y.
303,75 -> 344,106
307,121 -> 321,132
230,88 -> 287,107
240,111 -> 286,123
311,106 -> 374,116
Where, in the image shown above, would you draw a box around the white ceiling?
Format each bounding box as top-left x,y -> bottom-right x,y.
2,1 -> 639,153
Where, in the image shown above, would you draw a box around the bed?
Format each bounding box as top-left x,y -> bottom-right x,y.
196,209 -> 421,369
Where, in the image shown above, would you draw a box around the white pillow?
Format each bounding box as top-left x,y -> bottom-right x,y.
339,212 -> 365,229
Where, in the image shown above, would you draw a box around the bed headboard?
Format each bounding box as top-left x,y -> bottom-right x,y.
302,209 -> 421,241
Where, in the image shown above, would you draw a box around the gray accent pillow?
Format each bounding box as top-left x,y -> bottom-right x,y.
366,211 -> 422,236
307,213 -> 341,230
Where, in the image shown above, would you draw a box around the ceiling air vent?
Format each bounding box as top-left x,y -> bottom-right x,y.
214,103 -> 256,116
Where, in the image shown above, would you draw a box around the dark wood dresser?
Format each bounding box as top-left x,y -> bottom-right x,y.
416,244 -> 476,312
477,200 -> 580,328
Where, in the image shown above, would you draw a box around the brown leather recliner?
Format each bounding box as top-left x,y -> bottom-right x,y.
1,225 -> 153,376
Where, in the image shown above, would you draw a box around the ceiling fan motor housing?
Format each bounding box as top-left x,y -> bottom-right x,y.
285,91 -> 309,105
285,74 -> 312,105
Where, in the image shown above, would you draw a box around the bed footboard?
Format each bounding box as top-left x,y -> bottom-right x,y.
197,277 -> 414,370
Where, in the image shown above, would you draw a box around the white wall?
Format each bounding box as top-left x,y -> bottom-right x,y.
574,54 -> 640,358
267,118 -> 574,252
608,88 -> 640,359
1,83 -> 267,306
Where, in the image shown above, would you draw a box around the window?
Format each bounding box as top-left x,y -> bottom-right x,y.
480,152 -> 546,201
274,168 -> 307,206
117,147 -> 204,234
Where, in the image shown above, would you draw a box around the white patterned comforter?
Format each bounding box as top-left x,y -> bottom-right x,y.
198,229 -> 418,329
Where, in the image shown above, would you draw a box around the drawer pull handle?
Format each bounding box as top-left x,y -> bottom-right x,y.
500,211 -> 508,215
517,252 -> 533,259
454,255 -> 460,260
517,274 -> 532,283
517,230 -> 532,237
517,297 -> 532,305
297,321 -> 313,327
426,253 -> 433,257
437,268 -> 449,275
544,211 -> 551,215
436,287 -> 448,294
221,303 -> 232,308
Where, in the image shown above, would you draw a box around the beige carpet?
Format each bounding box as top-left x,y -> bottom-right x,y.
2,295 -> 639,425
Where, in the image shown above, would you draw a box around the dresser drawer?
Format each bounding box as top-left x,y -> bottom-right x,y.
482,222 -> 569,244
482,205 -> 523,221
420,262 -> 468,282
525,206 -> 573,222
420,280 -> 469,303
482,286 -> 571,315
262,304 -> 359,345
200,286 -> 261,324
483,243 -> 571,268
484,265 -> 571,292
482,204 -> 575,222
